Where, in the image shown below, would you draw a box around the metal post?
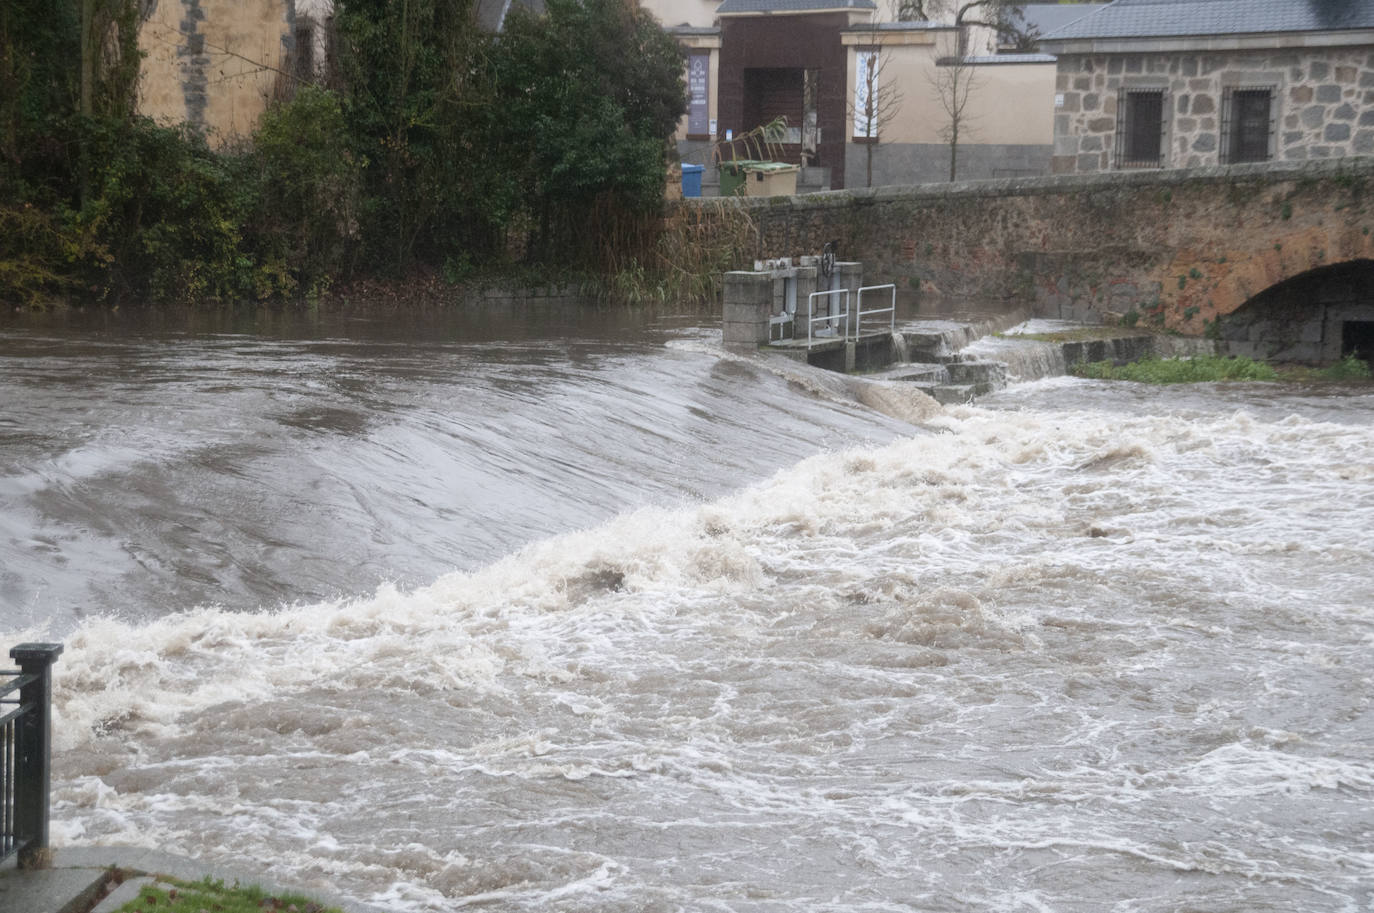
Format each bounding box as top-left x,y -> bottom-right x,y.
11,643 -> 62,870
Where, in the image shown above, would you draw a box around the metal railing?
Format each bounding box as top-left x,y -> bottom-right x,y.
2,643 -> 62,868
853,284 -> 896,339
768,310 -> 794,343
806,289 -> 849,346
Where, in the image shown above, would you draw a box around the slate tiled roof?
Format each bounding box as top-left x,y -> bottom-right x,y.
1042,0 -> 1374,41
1019,3 -> 1106,40
716,0 -> 875,14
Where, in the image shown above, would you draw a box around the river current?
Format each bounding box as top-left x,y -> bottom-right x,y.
1,306 -> 1371,912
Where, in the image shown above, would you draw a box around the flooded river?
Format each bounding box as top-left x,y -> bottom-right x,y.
1,305 -> 1371,912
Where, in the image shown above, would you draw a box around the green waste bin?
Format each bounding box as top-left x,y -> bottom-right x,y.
717,160 -> 757,197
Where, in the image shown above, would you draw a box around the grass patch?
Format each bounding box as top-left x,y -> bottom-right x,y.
108,873 -> 342,913
1317,354 -> 1373,380
1071,355 -> 1278,383
1276,355 -> 1374,382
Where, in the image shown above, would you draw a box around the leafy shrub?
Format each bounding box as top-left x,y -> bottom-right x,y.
243,86 -> 360,296
64,116 -> 253,304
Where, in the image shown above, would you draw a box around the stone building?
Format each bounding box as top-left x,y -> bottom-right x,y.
1038,0 -> 1374,174
137,0 -> 334,145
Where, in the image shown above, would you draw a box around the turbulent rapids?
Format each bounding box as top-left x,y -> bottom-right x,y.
2,309 -> 1372,912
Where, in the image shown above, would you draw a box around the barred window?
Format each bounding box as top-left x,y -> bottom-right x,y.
1221,87 -> 1275,164
1115,89 -> 1166,169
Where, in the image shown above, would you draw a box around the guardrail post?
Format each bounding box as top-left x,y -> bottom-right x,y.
11,643 -> 62,870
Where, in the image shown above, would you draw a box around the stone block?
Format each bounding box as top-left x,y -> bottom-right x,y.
1081,135 -> 1103,152
1284,130 -> 1305,147
1317,84 -> 1342,103
1311,61 -> 1330,80
1084,93 -> 1100,111
1051,155 -> 1077,174
1360,110 -> 1374,126
1181,56 -> 1197,77
1125,57 -> 1142,74
1325,122 -> 1352,142
1088,117 -> 1115,133
1177,94 -> 1190,114
1360,70 -> 1374,89
1336,65 -> 1358,84
1192,94 -> 1215,114
1334,102 -> 1356,120
1177,116 -> 1197,133
1077,152 -> 1102,172
1192,133 -> 1216,153
1060,93 -> 1081,113
1108,58 -> 1123,75
1355,129 -> 1374,154
1301,105 -> 1326,128
1074,76 -> 1090,91
1291,85 -> 1314,104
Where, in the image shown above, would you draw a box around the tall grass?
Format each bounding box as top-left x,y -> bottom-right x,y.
605,199 -> 757,305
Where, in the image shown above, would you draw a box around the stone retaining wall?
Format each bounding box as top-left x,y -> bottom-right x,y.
683,156 -> 1374,337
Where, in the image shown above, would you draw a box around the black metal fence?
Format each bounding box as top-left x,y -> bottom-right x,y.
1,643 -> 63,868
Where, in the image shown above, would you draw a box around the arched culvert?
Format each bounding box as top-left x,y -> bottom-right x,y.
1217,259 -> 1374,365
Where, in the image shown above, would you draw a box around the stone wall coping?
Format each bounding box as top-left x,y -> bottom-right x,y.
682,155 -> 1374,212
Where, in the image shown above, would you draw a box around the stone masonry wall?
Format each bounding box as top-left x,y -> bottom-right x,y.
682,156 -> 1374,338
1052,46 -> 1374,175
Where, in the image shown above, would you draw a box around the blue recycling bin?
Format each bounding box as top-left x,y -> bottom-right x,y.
681,163 -> 704,198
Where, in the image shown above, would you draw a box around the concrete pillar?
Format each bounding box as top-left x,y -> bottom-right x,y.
723,271 -> 774,349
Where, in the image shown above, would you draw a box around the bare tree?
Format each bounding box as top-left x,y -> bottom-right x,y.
929,46 -> 978,181
847,46 -> 904,187
894,0 -> 1038,52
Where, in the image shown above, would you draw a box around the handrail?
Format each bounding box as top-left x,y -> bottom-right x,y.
1,643 -> 62,869
806,289 -> 849,346
854,284 -> 896,340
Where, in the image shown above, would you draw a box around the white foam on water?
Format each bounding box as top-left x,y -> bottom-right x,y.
22,388 -> 1374,912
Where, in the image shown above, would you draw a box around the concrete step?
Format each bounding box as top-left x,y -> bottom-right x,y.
908,383 -> 977,405
866,362 -> 948,384
944,359 -> 1009,394
0,861 -> 111,913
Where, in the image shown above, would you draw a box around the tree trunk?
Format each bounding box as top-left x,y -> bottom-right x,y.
80,0 -> 95,117
948,120 -> 958,181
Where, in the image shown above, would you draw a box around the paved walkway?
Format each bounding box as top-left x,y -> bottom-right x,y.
0,847 -> 393,913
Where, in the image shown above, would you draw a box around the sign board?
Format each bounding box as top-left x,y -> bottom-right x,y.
688,53 -> 710,136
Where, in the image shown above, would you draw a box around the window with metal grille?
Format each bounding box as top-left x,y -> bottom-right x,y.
1221,87 -> 1274,164
1115,89 -> 1166,168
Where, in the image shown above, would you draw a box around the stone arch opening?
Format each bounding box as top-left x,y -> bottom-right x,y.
1217,259 -> 1374,365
